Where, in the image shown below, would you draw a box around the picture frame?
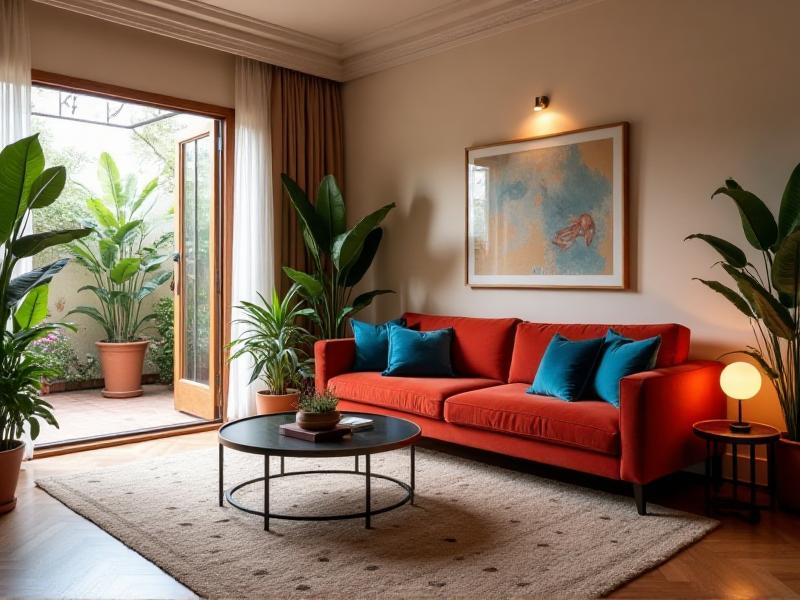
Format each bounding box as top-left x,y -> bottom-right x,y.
465,122 -> 629,289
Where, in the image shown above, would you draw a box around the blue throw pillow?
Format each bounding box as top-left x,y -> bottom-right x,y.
383,326 -> 455,377
528,334 -> 604,401
351,318 -> 406,371
591,329 -> 661,407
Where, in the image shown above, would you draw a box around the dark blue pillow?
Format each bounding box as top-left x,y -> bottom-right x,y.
591,329 -> 661,407
528,334 -> 604,401
383,326 -> 454,377
351,318 -> 406,371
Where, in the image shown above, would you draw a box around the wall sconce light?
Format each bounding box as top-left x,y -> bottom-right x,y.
534,96 -> 550,112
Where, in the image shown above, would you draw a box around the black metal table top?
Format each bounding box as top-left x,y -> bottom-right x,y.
218,412 -> 421,458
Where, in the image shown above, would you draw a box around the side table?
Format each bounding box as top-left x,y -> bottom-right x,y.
693,419 -> 780,522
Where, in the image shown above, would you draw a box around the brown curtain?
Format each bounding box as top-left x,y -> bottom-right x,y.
270,66 -> 344,291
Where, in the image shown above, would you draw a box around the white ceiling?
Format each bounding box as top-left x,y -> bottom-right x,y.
198,0 -> 456,45
35,0 -> 589,80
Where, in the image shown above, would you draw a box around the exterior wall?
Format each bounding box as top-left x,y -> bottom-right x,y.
342,0 -> 800,430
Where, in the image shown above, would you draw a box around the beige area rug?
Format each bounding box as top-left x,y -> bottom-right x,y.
37,447 -> 717,600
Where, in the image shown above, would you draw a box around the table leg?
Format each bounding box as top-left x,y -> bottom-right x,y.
768,441 -> 776,511
704,439 -> 711,514
410,445 -> 416,506
280,456 -> 285,475
712,440 -> 723,491
355,455 -> 359,473
750,444 -> 758,522
365,454 -> 371,529
264,455 -> 270,532
732,442 -> 738,503
218,444 -> 224,507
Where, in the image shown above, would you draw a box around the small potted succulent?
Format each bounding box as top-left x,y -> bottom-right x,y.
295,383 -> 340,431
228,285 -> 314,415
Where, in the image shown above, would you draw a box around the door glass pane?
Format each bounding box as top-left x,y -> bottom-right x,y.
181,135 -> 211,384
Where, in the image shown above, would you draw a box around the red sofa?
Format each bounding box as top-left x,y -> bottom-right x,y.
315,312 -> 726,514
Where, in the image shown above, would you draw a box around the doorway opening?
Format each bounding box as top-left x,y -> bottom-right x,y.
29,74 -> 230,448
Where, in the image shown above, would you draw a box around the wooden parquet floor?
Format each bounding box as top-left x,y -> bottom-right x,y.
1,430 -> 799,599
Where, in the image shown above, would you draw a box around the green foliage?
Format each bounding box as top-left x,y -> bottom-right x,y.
296,385 -> 339,414
147,297 -> 174,385
27,329 -> 99,383
67,152 -> 173,343
227,284 -> 314,395
281,173 -> 395,339
687,165 -> 800,441
0,133 -> 91,443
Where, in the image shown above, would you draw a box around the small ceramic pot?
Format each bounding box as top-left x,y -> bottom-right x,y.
255,390 -> 300,415
777,434 -> 800,513
296,410 -> 341,431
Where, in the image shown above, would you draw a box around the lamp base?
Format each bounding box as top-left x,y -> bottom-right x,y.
729,421 -> 751,433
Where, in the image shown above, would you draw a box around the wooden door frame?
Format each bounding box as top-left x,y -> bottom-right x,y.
31,70 -> 235,430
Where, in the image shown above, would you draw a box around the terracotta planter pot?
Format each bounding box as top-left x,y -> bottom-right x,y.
0,440 -> 25,514
296,410 -> 341,431
96,340 -> 149,399
255,390 -> 299,415
777,434 -> 800,513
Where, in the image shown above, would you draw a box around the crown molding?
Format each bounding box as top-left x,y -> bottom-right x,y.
33,0 -> 592,82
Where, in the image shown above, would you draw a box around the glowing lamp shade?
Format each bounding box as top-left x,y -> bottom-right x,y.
720,362 -> 761,400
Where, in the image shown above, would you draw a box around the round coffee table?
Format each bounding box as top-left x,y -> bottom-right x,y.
218,412 -> 421,530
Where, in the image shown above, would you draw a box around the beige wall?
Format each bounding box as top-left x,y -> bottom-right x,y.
29,2 -> 235,108
342,0 -> 800,430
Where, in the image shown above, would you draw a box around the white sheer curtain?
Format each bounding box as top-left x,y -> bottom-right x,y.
1,0 -> 33,458
227,57 -> 275,420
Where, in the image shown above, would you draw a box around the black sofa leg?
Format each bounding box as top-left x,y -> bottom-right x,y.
633,483 -> 647,515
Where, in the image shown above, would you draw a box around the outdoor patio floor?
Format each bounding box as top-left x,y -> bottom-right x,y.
37,385 -> 205,446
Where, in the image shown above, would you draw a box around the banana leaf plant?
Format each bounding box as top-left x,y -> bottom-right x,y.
67,152 -> 173,343
687,165 -> 800,441
281,173 -> 395,339
0,134 -> 92,447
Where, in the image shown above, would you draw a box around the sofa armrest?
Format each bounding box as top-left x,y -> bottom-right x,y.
619,360 -> 726,485
314,338 -> 356,393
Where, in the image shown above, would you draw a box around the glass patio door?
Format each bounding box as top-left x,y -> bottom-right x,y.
173,122 -> 221,420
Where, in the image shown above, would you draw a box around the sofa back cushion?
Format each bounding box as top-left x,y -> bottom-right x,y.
508,322 -> 690,384
403,313 -> 520,381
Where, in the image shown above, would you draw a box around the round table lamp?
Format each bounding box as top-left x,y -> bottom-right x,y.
720,361 -> 761,433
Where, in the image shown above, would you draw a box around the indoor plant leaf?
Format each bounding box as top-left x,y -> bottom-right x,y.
99,238 -> 118,268
712,186 -> 778,250
719,349 -> 780,380
5,258 -> 69,309
316,174 -> 346,245
343,227 -> 383,287
0,134 -> 45,244
112,220 -> 143,245
281,173 -> 328,253
131,176 -> 159,215
350,289 -> 394,313
684,234 -> 747,268
332,203 -> 395,271
771,229 -> 800,298
87,197 -> 118,228
28,166 -> 66,210
692,278 -> 754,318
778,161 -> 800,242
282,267 -> 324,298
14,284 -> 49,330
97,152 -> 124,208
110,258 -> 142,284
728,268 -> 796,338
11,228 -> 93,258
65,306 -> 113,339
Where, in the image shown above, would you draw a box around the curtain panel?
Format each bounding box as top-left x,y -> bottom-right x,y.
270,66 -> 345,291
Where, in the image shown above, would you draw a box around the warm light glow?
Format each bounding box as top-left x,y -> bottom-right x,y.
720,362 -> 762,400
533,95 -> 549,112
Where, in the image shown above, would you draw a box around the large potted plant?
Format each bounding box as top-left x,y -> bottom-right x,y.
0,134 -> 91,513
68,152 -> 172,398
228,284 -> 314,414
281,174 -> 395,339
687,165 -> 800,511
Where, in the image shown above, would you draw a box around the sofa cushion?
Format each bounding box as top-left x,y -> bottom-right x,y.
529,334 -> 604,401
383,326 -> 455,377
403,312 -> 520,381
351,317 -> 406,371
445,383 -> 621,455
328,372 -> 501,419
508,322 -> 690,384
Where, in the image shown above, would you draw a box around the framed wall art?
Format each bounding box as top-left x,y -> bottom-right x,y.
466,122 -> 628,289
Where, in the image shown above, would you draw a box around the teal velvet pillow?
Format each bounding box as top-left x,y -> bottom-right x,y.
527,333 -> 604,401
383,326 -> 455,377
592,329 -> 662,407
351,318 -> 406,371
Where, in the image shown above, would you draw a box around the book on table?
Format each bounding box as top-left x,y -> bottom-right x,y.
279,422 -> 351,442
339,416 -> 374,431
